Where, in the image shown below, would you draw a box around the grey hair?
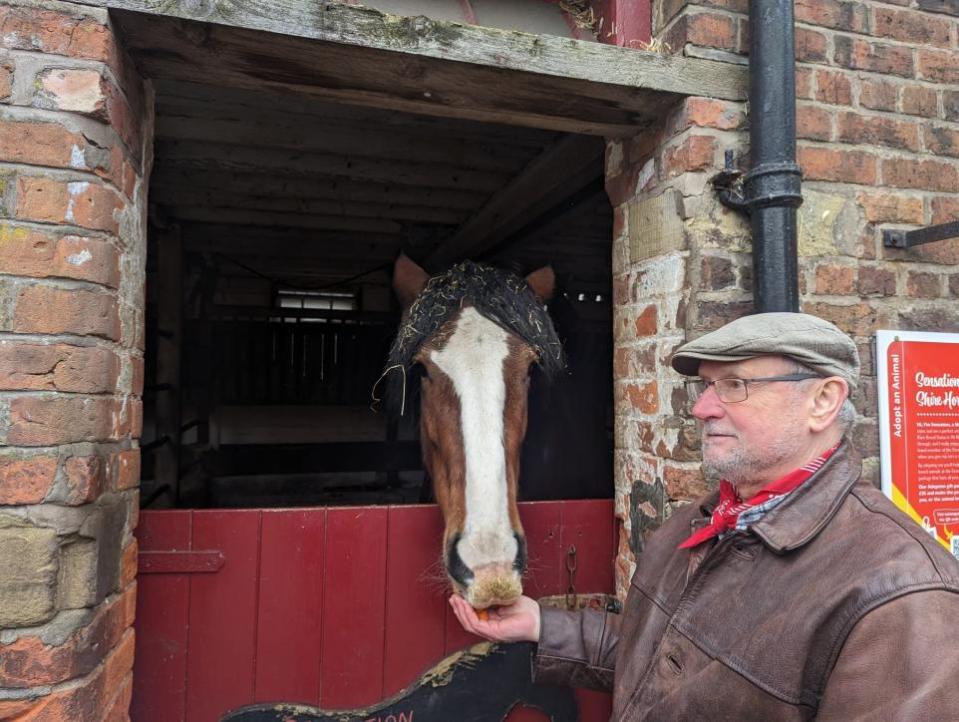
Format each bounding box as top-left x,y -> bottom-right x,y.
779,357 -> 856,432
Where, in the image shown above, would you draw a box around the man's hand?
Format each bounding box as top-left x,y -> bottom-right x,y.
448,594 -> 541,643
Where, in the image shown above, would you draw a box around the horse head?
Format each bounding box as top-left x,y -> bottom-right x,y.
387,254 -> 562,609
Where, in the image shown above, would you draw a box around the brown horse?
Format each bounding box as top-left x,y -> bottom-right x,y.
387,255 -> 563,610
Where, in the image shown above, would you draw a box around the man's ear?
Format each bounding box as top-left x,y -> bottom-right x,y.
393,253 -> 430,309
809,377 -> 849,433
525,265 -> 555,303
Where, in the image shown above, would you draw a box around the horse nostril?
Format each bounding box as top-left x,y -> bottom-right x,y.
513,532 -> 527,574
446,534 -> 473,588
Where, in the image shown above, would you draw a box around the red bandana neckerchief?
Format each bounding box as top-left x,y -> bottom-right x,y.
678,444 -> 840,550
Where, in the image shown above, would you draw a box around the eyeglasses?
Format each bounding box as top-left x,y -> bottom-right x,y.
685,374 -> 821,404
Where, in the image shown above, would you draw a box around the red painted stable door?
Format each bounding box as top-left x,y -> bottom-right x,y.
132,501 -> 615,721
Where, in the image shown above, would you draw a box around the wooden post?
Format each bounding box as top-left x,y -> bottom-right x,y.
155,224 -> 183,503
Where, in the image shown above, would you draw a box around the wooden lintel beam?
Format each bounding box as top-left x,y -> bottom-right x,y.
102,3 -> 745,137
426,135 -> 605,268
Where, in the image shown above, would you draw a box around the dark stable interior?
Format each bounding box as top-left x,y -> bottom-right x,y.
139,80 -> 614,510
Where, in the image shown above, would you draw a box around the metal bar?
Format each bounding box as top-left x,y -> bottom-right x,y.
746,0 -> 802,313
883,221 -> 959,249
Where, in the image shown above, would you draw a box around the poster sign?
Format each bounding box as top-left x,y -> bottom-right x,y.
877,330 -> 959,559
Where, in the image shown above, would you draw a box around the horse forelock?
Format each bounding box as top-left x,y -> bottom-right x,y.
380,261 -> 564,418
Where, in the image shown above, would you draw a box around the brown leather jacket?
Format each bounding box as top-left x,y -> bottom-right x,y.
534,442 -> 959,720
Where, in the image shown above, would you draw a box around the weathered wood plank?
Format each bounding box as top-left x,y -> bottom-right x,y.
428,135 -> 604,267
152,79 -> 558,148
103,1 -> 745,100
154,140 -> 510,192
108,5 -> 744,136
154,113 -> 539,173
151,169 -> 484,210
152,187 -> 468,225
165,206 -> 404,234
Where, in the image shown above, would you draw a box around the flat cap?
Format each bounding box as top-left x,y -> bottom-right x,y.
671,312 -> 860,389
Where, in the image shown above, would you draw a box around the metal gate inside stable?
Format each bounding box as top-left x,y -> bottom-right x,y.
132,500 -> 615,721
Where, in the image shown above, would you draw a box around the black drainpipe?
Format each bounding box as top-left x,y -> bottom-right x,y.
715,0 -> 803,312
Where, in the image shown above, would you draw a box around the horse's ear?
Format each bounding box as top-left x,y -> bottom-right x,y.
525,265 -> 555,303
393,253 -> 430,308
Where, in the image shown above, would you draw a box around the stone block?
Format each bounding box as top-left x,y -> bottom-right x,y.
0,514 -> 58,627
797,190 -> 863,258
627,189 -> 686,264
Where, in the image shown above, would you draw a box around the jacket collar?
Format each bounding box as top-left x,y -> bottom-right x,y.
746,439 -> 862,553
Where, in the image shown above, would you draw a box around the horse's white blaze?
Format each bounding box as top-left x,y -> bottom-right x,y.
431,307 -> 517,571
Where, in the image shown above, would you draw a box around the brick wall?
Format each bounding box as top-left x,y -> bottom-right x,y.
611,0 -> 959,592
0,2 -> 150,719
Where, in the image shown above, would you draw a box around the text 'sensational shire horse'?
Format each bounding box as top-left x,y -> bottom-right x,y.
387,255 -> 564,609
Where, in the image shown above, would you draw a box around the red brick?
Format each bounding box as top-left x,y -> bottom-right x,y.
0,584 -> 134,688
0,342 -> 119,393
0,226 -> 120,287
626,380 -> 659,415
11,285 -> 120,340
858,266 -> 897,296
901,85 -> 939,117
36,68 -> 142,155
918,48 -> 959,84
874,7 -> 952,47
925,125 -> 959,159
882,157 -> 959,192
815,263 -> 856,295
932,197 -> 959,225
7,396 -> 127,445
945,91 -> 959,122
795,27 -> 829,63
798,146 -> 877,185
907,271 -> 941,299
665,12 -> 738,52
856,192 -> 924,224
815,70 -> 852,106
0,119 -> 89,170
107,448 -> 140,491
837,113 -> 919,152
0,6 -> 114,62
0,453 -> 57,504
794,0 -> 869,32
130,355 -> 145,396
671,97 -> 744,132
10,624 -> 136,722
696,300 -> 752,329
858,78 -> 898,112
614,344 -> 657,378
795,67 -> 813,99
664,135 -> 717,177
797,105 -> 833,141
700,255 -> 736,290
834,37 -> 913,77
120,538 -> 137,588
663,463 -> 710,500
803,302 -> 878,336
15,176 -> 122,234
64,454 -> 103,504
633,304 -> 658,336
35,68 -> 109,118
0,61 -> 12,101
102,671 -> 133,722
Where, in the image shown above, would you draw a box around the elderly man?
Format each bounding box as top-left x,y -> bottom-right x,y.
450,312 -> 959,720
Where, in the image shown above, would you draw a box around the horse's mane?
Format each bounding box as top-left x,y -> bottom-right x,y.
380,260 -> 565,417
